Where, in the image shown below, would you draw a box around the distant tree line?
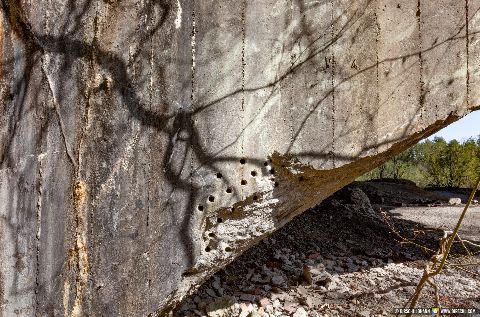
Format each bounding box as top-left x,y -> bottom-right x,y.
359,137 -> 480,188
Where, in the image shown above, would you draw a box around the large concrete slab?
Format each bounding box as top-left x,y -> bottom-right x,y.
0,0 -> 478,315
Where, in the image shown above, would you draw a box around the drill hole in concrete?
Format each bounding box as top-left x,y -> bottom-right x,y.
208,195 -> 215,202
241,179 -> 247,185
274,182 -> 279,187
226,187 -> 233,194
251,170 -> 257,177
205,246 -> 211,252
225,247 -> 233,252
198,205 -> 204,211
216,173 -> 223,178
217,217 -> 223,223
270,168 -> 275,175
240,158 -> 246,164
253,195 -> 258,201
208,232 -> 215,237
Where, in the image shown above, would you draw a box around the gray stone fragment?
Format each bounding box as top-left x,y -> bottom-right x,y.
271,275 -> 286,287
293,307 -> 308,317
206,297 -> 238,317
449,197 -> 462,205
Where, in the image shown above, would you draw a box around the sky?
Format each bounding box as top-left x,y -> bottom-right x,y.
428,110 -> 480,142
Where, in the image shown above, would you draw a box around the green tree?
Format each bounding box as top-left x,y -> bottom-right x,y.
458,138 -> 480,187
358,135 -> 480,188
423,137 -> 449,186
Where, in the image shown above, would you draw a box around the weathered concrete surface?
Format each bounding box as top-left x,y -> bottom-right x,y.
0,0 -> 478,315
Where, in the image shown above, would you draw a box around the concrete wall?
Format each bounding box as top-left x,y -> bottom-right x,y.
0,0 -> 479,315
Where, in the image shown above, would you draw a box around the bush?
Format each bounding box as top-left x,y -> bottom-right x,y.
358,136 -> 480,188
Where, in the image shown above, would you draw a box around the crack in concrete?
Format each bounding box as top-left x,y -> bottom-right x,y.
41,57 -> 77,170
34,152 -> 45,315
466,0 -> 470,107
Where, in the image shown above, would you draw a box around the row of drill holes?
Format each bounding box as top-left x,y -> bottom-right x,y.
199,183 -> 275,211
242,159 -> 274,174
199,180 -> 278,210
198,159 -> 276,212
205,246 -> 232,253
204,160 -> 276,253
204,217 -> 225,252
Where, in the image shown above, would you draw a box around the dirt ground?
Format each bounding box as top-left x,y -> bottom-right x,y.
392,206 -> 480,242
174,180 -> 480,317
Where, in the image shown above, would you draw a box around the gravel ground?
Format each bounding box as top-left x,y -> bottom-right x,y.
174,181 -> 480,317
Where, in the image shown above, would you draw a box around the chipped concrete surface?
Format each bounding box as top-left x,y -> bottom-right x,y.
1,0 -> 480,315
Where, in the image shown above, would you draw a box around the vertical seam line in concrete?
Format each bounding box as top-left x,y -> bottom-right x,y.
33,8 -> 49,313
145,0 -> 155,306
145,140 -> 151,299
330,0 -> 336,168
375,0 -> 380,156
190,0 -> 196,245
241,0 -> 246,113
190,2 -> 195,104
466,0 -> 470,107
87,6 -> 102,309
286,0 -> 294,146
417,0 -> 425,120
34,159 -> 43,311
240,0 -> 246,198
146,0 -> 155,231
34,122 -> 44,316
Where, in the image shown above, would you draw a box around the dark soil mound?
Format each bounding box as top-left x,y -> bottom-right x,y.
356,180 -> 447,206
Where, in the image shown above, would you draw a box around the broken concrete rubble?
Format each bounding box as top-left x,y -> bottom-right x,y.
1,0 -> 480,315
448,197 -> 462,205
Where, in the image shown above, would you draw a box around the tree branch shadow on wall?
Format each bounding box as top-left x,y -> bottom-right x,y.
0,0 -> 478,314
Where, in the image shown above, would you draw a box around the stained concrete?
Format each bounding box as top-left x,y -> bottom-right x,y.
0,0 -> 478,315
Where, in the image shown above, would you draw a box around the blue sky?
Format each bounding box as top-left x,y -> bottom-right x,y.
429,110 -> 480,142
